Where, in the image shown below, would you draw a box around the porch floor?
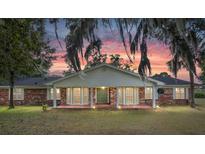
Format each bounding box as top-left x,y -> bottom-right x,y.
56,103 -> 152,109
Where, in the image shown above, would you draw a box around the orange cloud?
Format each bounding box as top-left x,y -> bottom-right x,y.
49,40 -> 201,82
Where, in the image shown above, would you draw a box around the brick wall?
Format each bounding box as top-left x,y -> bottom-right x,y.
60,88 -> 66,105
109,87 -> 116,105
158,88 -> 173,104
0,88 -> 48,106
15,89 -> 47,105
89,88 -> 97,104
139,87 -> 145,102
0,87 -> 190,106
0,89 -> 9,105
157,88 -> 189,105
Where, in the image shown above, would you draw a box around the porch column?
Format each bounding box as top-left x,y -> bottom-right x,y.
70,88 -> 73,104
133,88 -> 137,104
80,87 -> 83,105
152,85 -> 157,108
123,87 -> 126,105
136,88 -> 139,104
53,86 -> 57,108
185,88 -> 189,99
90,88 -> 94,108
116,87 -> 119,108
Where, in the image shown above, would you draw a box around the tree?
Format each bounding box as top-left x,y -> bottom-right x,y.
53,19 -> 205,107
199,51 -> 205,84
122,63 -> 133,71
0,19 -> 55,108
153,72 -> 170,77
109,54 -> 123,68
84,53 -> 107,69
53,19 -> 156,77
161,19 -> 205,107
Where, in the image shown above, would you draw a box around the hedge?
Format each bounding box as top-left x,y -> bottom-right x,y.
195,92 -> 205,98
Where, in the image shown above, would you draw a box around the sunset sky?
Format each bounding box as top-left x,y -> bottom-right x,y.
46,20 -> 201,81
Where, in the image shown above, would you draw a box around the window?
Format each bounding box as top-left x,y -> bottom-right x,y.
66,88 -> 70,104
13,88 -> 24,100
118,88 -> 123,104
83,88 -> 89,104
50,88 -> 61,100
125,88 -> 134,104
175,88 -> 185,99
73,88 -> 81,104
145,87 -> 152,99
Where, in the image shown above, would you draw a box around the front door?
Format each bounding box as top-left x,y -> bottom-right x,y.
97,88 -> 108,104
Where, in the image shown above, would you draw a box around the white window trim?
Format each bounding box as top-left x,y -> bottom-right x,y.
118,87 -> 138,105
145,87 -> 153,99
48,88 -> 61,100
95,87 -> 109,103
83,88 -> 89,105
72,88 -> 81,104
9,88 -> 24,100
125,87 -> 135,105
175,88 -> 185,99
69,87 -> 89,105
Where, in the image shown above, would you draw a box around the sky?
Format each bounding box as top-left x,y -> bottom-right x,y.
45,19 -> 201,82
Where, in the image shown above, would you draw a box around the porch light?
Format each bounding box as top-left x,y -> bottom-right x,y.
101,86 -> 106,90
117,106 -> 121,109
92,106 -> 96,109
156,105 -> 160,108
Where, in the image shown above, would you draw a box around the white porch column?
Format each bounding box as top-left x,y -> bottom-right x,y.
136,88 -> 139,104
80,87 -> 83,105
185,88 -> 189,99
53,86 -> 57,108
173,88 -> 176,99
133,88 -> 137,104
123,87 -> 126,105
90,88 -> 94,108
116,87 -> 119,108
70,88 -> 73,104
152,85 -> 157,108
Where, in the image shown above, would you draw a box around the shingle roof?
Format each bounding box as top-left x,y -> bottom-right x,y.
151,76 -> 190,85
0,76 -> 61,86
0,67 -> 192,87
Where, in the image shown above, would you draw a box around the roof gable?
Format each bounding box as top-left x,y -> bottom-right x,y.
49,64 -> 165,87
50,64 -> 163,86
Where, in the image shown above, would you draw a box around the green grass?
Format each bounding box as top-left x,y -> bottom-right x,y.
0,99 -> 205,135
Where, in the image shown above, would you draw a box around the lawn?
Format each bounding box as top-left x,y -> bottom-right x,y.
0,99 -> 205,135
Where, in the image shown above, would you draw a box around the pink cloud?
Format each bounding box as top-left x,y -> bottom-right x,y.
49,39 -> 201,82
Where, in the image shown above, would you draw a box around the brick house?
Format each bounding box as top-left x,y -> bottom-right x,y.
0,64 -> 192,109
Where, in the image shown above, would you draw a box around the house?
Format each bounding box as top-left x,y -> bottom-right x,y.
0,63 -> 192,109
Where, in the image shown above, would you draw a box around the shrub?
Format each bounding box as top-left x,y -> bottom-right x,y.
195,93 -> 205,98
157,88 -> 164,94
42,104 -> 48,112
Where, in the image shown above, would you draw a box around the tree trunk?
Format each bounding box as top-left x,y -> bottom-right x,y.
9,71 -> 15,109
189,70 -> 195,108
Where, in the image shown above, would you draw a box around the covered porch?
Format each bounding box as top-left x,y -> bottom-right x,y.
52,86 -> 156,109
48,64 -> 163,109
